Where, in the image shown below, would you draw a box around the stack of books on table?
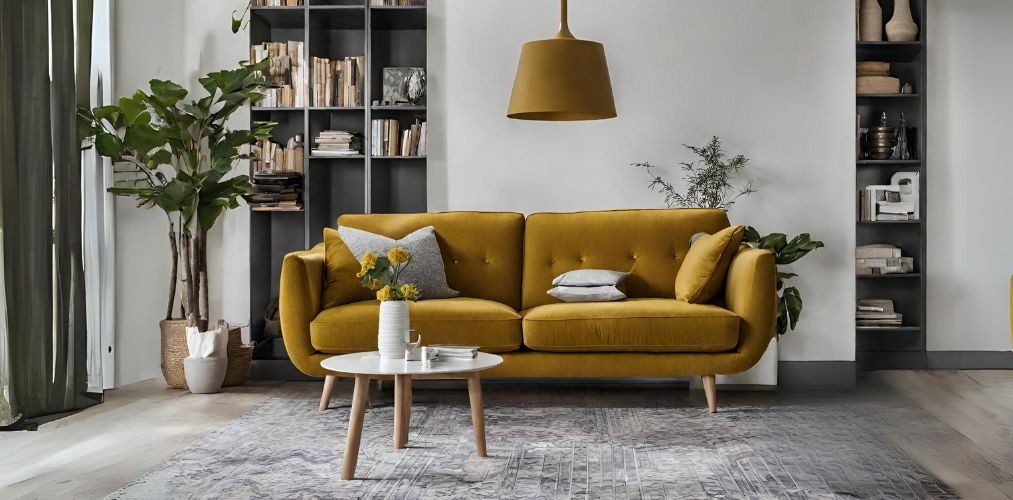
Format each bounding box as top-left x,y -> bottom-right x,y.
431,345 -> 478,360
248,172 -> 303,211
856,298 -> 903,327
311,130 -> 361,157
856,244 -> 914,275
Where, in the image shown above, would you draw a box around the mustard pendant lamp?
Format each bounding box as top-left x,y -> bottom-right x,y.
507,0 -> 616,121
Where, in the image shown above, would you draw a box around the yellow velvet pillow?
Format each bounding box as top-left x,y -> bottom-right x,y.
675,225 -> 744,303
322,228 -> 373,309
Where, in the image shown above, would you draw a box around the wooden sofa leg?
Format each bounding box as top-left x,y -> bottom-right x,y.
701,375 -> 717,413
320,375 -> 337,411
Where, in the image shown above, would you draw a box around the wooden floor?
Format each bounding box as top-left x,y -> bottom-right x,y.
0,371 -> 1011,499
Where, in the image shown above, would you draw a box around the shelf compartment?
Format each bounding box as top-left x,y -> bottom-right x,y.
857,160 -> 920,166
251,7 -> 305,31
370,6 -> 426,30
308,6 -> 366,30
369,159 -> 426,213
857,41 -> 922,62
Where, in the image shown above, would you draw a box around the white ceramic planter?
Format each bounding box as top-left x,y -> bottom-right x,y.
716,338 -> 778,388
184,357 -> 227,394
378,300 -> 410,359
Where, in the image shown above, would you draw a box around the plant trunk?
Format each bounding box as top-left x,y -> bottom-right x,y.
179,230 -> 198,328
197,226 -> 209,323
166,221 -> 178,320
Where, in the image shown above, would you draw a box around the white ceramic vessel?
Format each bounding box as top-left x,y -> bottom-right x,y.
377,300 -> 410,359
886,0 -> 919,42
859,0 -> 883,41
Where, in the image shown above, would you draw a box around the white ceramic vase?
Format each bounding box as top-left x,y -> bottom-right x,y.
378,300 -> 410,359
886,0 -> 919,41
183,357 -> 227,394
859,0 -> 883,42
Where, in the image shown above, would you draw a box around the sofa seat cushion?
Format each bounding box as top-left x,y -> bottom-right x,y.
521,298 -> 739,353
311,297 -> 522,354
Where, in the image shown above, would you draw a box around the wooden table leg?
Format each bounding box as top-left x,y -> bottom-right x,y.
319,374 -> 336,412
394,374 -> 407,449
466,372 -> 487,458
401,376 -> 412,447
340,374 -> 370,480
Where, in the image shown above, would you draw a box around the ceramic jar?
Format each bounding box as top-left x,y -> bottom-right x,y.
886,0 -> 919,41
859,0 -> 883,42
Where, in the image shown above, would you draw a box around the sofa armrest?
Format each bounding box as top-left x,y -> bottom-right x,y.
280,244 -> 326,376
724,246 -> 777,370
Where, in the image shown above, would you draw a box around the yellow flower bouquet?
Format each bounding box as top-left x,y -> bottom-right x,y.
356,247 -> 421,301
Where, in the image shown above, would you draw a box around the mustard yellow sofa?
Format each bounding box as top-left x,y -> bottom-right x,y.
280,209 -> 776,411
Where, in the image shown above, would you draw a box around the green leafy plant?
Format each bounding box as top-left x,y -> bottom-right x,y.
634,136 -> 755,210
78,61 -> 275,326
743,227 -> 824,337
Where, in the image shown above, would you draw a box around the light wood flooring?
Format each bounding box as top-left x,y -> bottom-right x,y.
1,371 -> 1011,499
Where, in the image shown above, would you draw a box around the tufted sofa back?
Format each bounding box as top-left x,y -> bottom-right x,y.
337,212 -> 525,310
521,209 -> 731,309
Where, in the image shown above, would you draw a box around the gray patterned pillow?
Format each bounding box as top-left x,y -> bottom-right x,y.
552,269 -> 630,287
338,225 -> 459,300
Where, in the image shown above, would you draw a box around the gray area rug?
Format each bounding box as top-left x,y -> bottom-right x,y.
109,397 -> 958,499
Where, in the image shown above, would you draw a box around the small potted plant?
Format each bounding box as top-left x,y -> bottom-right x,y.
356,247 -> 421,358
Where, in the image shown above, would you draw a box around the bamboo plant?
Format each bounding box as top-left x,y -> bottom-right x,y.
78,61 -> 275,327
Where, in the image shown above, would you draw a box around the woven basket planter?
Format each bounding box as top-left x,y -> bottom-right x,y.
160,320 -> 252,389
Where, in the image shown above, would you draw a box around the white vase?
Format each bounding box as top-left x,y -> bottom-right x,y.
859,0 -> 883,42
886,0 -> 919,41
715,338 -> 778,388
377,300 -> 410,359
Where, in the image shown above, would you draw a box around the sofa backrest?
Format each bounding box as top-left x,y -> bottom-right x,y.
337,212 -> 525,310
522,208 -> 731,309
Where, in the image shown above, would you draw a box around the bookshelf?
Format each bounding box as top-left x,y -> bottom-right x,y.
248,1 -> 428,377
855,0 -> 926,370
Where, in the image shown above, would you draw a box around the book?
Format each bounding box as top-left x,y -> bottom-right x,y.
856,244 -> 901,259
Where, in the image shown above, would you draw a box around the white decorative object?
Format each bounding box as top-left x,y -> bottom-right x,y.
378,301 -> 410,359
886,0 -> 919,41
859,0 -> 883,42
890,171 -> 920,219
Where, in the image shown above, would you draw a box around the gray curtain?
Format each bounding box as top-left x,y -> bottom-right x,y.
0,0 -> 101,424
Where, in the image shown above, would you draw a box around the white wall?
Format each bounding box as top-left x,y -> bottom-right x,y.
926,0 -> 1013,352
429,0 -> 857,362
113,0 -> 249,386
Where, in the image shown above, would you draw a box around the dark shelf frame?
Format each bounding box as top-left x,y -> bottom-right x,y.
855,0 -> 927,371
248,2 -> 428,373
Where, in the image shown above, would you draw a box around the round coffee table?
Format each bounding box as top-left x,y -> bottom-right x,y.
320,351 -> 503,480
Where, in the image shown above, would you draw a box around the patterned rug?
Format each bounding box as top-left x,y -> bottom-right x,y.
108,397 -> 958,499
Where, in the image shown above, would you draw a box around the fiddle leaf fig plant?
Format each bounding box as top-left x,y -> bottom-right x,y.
78,60 -> 276,326
743,227 -> 824,337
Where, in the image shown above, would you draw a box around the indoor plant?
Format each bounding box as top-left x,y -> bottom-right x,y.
635,136 -> 824,386
78,61 -> 275,387
356,247 -> 421,359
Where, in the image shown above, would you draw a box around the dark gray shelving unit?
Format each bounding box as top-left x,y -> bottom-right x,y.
248,1 -> 427,378
855,0 -> 926,370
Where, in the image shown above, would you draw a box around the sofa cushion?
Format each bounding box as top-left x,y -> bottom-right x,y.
675,225 -> 745,304
522,298 -> 739,353
311,297 -> 522,354
522,209 -> 731,309
334,212 -> 525,310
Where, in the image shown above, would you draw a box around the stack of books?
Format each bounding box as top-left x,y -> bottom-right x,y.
370,119 -> 427,157
249,172 -> 303,211
431,345 -> 478,360
858,185 -> 917,221
254,0 -> 302,5
856,244 -> 914,275
311,56 -> 364,107
252,136 -> 304,174
311,130 -> 361,157
856,298 -> 903,327
251,41 -> 305,108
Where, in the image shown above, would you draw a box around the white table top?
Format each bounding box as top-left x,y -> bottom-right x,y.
321,351 -> 503,376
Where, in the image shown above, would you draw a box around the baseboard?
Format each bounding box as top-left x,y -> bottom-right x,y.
926,351 -> 1013,369
778,361 -> 856,389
